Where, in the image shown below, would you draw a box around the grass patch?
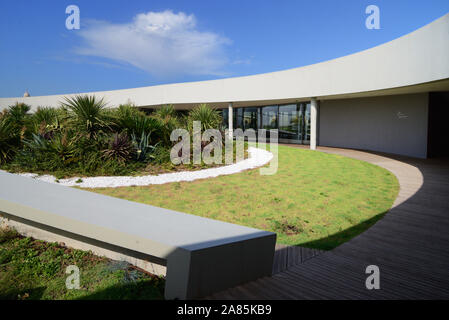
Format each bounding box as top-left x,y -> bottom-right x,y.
0,227 -> 164,300
90,146 -> 399,250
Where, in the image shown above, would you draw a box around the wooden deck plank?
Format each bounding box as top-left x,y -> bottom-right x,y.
207,147 -> 449,300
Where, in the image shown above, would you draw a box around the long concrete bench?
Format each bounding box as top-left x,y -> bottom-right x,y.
0,171 -> 276,299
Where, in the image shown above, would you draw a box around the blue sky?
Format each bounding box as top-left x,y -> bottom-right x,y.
0,0 -> 448,98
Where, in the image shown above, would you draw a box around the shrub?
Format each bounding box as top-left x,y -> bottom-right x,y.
115,104 -> 161,143
0,97 -> 223,177
0,117 -> 21,164
131,132 -> 158,162
61,95 -> 111,140
30,107 -> 66,139
18,131 -> 77,171
150,144 -> 172,164
47,131 -> 78,165
102,133 -> 135,164
6,102 -> 31,126
152,104 -> 177,119
31,107 -> 60,126
187,104 -> 222,132
151,105 -> 180,146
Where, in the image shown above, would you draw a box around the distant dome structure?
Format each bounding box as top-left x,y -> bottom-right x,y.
23,90 -> 30,97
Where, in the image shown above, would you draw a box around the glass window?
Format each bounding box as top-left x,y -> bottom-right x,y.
221,108 -> 229,129
243,107 -> 259,131
302,103 -> 311,144
261,106 -> 278,130
279,104 -> 302,142
233,108 -> 244,130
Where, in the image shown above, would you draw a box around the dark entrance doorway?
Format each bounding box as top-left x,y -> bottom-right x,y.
427,92 -> 449,158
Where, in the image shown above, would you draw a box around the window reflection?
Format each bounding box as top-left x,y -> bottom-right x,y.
243,108 -> 258,131
262,106 -> 278,130
220,102 -> 311,144
279,104 -> 302,142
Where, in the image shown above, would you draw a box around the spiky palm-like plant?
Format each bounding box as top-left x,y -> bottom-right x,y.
7,102 -> 31,124
61,95 -> 110,140
49,131 -> 78,164
115,104 -> 161,141
0,117 -> 21,164
102,133 -> 135,164
131,132 -> 158,162
151,105 -> 180,146
153,104 -> 177,119
187,104 -> 222,132
31,107 -> 66,139
3,102 -> 33,139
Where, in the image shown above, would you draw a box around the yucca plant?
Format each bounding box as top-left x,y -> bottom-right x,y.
153,104 -> 177,119
0,117 -> 21,164
32,107 -> 60,125
3,102 -> 33,139
31,107 -> 65,139
102,133 -> 135,164
61,95 -> 110,140
7,102 -> 31,125
115,104 -> 161,141
187,104 -> 222,132
48,131 -> 78,164
151,105 -> 180,146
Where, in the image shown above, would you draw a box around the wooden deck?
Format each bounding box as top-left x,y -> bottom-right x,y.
208,146 -> 449,299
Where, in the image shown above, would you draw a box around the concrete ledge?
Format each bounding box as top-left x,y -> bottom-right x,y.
0,171 -> 276,299
0,212 -> 167,276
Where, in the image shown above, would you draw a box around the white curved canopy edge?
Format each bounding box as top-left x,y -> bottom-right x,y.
1,13 -> 448,111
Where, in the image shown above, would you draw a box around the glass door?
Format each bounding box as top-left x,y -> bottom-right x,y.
243,108 -> 259,131
278,104 -> 302,143
301,102 -> 311,145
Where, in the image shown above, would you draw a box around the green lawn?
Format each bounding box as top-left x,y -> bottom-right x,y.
0,228 -> 164,300
90,145 -> 399,250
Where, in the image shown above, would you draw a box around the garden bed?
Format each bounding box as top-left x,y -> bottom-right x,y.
7,147 -> 271,188
0,97 -> 233,179
0,227 -> 164,300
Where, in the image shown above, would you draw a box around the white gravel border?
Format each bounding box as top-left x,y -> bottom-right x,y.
8,147 -> 273,188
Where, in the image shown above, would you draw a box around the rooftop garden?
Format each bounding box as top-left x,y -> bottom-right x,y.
92,145 -> 399,250
0,227 -> 164,300
0,96 -> 230,178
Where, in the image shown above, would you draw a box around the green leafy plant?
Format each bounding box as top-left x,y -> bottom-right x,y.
187,104 -> 222,132
150,144 -> 172,164
131,132 -> 158,162
31,107 -> 60,126
152,104 -> 177,119
6,103 -> 31,126
30,107 -> 66,139
0,96 -> 202,177
115,105 -> 161,142
47,131 -> 78,165
102,133 -> 135,164
61,95 -> 110,140
0,117 -> 21,164
23,133 -> 49,153
151,105 -> 180,146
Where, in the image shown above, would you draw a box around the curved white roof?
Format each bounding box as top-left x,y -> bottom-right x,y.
1,13 -> 448,111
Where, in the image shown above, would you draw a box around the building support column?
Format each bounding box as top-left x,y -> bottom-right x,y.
228,102 -> 233,138
310,98 -> 318,150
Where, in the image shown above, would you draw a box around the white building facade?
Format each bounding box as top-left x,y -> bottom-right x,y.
1,14 -> 449,158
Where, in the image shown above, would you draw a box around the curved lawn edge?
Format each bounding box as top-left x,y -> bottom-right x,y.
2,147 -> 273,188
91,145 -> 399,250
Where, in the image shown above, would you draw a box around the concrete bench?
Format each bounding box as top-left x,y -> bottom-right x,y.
0,171 -> 276,299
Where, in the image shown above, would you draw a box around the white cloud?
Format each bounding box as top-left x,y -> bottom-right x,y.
75,10 -> 231,77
